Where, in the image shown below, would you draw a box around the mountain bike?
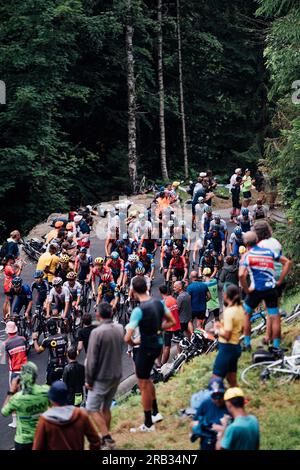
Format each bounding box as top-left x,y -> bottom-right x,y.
241,353 -> 300,387
31,305 -> 48,341
282,304 -> 300,326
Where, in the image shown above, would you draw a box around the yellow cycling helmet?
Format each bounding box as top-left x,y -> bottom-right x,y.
239,245 -> 246,255
60,254 -> 70,263
203,267 -> 211,276
95,257 -> 104,265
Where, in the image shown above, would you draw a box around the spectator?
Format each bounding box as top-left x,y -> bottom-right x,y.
241,169 -> 254,208
214,387 -> 260,450
191,378 -> 228,450
212,285 -> 244,387
158,285 -> 181,365
5,230 -> 22,259
62,346 -> 85,406
85,303 -> 123,449
187,271 -> 211,329
125,277 -> 175,432
218,256 -> 239,292
77,313 -> 97,355
36,243 -> 60,285
229,169 -> 242,223
2,255 -> 23,320
173,280 -> 193,339
1,362 -> 49,451
253,199 -> 267,221
32,381 -> 100,450
203,268 -> 220,322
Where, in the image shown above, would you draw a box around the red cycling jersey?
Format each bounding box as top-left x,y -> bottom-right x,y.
5,335 -> 27,372
106,259 -> 125,272
92,266 -> 113,283
169,256 -> 187,270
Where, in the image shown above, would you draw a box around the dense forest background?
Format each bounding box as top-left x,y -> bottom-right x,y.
0,0 -> 299,267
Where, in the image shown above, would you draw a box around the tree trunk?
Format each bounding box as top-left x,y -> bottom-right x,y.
176,0 -> 188,179
157,0 -> 168,180
126,1 -> 137,193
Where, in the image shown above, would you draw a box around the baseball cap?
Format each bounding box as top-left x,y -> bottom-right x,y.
224,387 -> 244,401
48,381 -> 68,405
5,321 -> 17,334
199,172 -> 207,177
208,378 -> 225,395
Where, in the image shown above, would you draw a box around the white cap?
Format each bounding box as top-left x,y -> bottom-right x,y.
199,172 -> 207,177
235,168 -> 242,174
74,215 -> 83,223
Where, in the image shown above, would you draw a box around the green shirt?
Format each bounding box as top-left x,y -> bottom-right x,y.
205,279 -> 219,310
1,384 -> 49,444
242,176 -> 252,193
221,415 -> 260,450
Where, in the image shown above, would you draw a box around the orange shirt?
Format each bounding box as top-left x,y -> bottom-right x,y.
4,265 -> 15,293
164,296 -> 181,332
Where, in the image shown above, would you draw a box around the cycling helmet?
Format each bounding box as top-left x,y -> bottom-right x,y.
52,277 -> 63,287
128,254 -> 139,262
94,257 -> 104,265
203,267 -> 212,276
172,248 -> 180,257
34,270 -> 44,279
60,254 -> 70,263
111,251 -> 119,260
239,245 -> 246,255
204,205 -> 212,213
101,273 -> 111,282
54,221 -> 64,229
234,227 -> 243,237
198,196 -> 204,203
80,247 -> 87,253
135,266 -> 145,275
241,208 -> 249,216
66,271 -> 77,280
47,318 -> 57,335
165,240 -> 173,247
204,249 -> 212,257
12,277 -> 23,287
212,224 -> 221,232
139,247 -> 147,256
66,222 -> 73,230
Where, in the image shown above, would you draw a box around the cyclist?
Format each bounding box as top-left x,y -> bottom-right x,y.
209,214 -> 228,242
199,249 -> 218,279
31,270 -> 49,310
36,243 -> 60,286
91,257 -> 113,297
141,230 -> 158,256
122,254 -> 144,289
160,240 -> 174,280
105,225 -> 120,257
192,190 -> 206,231
201,206 -> 214,234
167,249 -> 188,283
55,254 -> 72,283
74,247 -> 93,284
229,227 -> 244,258
236,208 -> 253,233
32,318 -> 68,384
96,273 -> 119,312
129,266 -> 151,298
105,251 -> 125,286
138,247 -> 155,282
7,277 -> 33,320
46,277 -> 70,320
204,226 -> 225,264
63,271 -> 82,313
2,255 -> 23,320
45,221 -> 65,246
134,214 -> 152,242
115,238 -> 132,261
172,226 -> 189,256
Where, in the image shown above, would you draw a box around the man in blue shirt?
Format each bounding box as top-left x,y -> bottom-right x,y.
215,387 -> 260,451
187,271 -> 211,328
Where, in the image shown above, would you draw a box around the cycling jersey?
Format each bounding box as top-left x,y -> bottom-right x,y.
236,215 -> 253,233
142,238 -> 156,253
8,285 -> 32,314
209,220 -> 227,233
199,255 -> 218,270
5,335 -> 27,372
31,280 -> 49,306
124,261 -> 144,277
92,266 -> 112,284
75,254 -> 93,281
229,233 -> 244,256
258,238 -> 283,280
106,258 -> 125,274
48,286 -> 70,305
173,237 -> 187,254
201,213 -> 214,233
55,265 -> 71,284
63,281 -> 82,300
241,245 -> 278,291
204,232 -> 224,254
97,282 -> 119,302
41,333 -> 68,367
169,256 -> 187,270
139,254 -> 155,274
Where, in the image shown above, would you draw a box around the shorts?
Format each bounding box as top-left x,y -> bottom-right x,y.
213,342 -> 241,377
172,268 -> 184,279
276,282 -> 286,299
244,288 -> 279,315
231,189 -> 241,209
163,330 -> 180,347
46,364 -> 66,385
163,257 -> 171,270
209,308 -> 220,320
135,347 -> 162,379
86,378 -> 120,412
242,191 -> 252,200
192,311 -> 206,320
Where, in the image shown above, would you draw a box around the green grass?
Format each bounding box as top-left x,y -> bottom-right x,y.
282,291 -> 300,313
111,296 -> 300,450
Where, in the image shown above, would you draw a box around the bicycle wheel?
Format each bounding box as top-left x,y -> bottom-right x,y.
241,361 -> 278,387
163,354 -> 186,382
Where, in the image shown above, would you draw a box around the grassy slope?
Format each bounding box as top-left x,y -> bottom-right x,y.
111,292 -> 300,451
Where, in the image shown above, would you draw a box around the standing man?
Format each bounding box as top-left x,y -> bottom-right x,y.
125,277 -> 175,432
187,271 -> 211,329
239,231 -> 292,351
229,169 -> 242,223
85,303 -> 124,450
173,281 -> 193,339
1,363 -> 49,450
36,243 -> 60,285
159,285 -> 181,365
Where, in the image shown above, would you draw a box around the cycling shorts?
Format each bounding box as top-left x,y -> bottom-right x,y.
243,288 -> 279,315
134,347 -> 162,379
213,343 -> 242,377
163,330 -> 180,347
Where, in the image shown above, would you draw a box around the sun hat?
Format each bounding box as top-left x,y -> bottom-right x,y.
224,387 -> 244,401
5,321 -> 17,334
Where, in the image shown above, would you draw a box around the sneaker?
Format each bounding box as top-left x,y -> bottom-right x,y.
151,413 -> 164,424
8,421 -> 17,429
101,436 -> 117,450
130,423 -> 155,433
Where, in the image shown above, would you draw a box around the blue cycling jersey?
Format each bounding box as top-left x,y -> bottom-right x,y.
8,284 -> 32,302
